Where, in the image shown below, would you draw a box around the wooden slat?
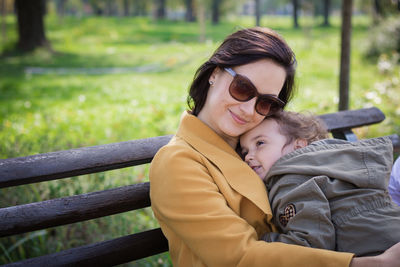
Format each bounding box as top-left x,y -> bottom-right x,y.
318,107 -> 385,132
330,129 -> 358,142
388,134 -> 400,152
0,135 -> 172,188
0,183 -> 150,237
3,228 -> 168,267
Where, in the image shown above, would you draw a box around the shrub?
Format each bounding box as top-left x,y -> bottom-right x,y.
364,17 -> 400,62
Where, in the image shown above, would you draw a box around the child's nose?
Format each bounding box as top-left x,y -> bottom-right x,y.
244,152 -> 253,163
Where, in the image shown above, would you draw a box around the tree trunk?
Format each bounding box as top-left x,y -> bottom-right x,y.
292,0 -> 299,28
374,0 -> 382,15
323,0 -> 330,26
212,0 -> 220,25
197,1 -> 205,43
185,0 -> 196,22
371,0 -> 382,25
155,0 -> 166,19
255,0 -> 261,26
1,0 -> 6,43
123,0 -> 130,16
55,0 -> 66,24
55,0 -> 66,16
15,0 -> 50,52
339,0 -> 353,111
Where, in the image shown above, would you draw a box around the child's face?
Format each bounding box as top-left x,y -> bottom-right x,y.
240,119 -> 295,180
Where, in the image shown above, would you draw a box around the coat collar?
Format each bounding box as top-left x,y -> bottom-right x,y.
176,111 -> 272,215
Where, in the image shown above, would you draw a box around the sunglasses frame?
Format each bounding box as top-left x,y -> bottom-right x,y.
224,67 -> 285,116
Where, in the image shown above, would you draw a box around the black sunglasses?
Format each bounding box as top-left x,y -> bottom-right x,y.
224,68 -> 285,116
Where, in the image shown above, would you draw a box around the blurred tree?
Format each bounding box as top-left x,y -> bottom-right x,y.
255,0 -> 261,26
196,0 -> 205,42
123,0 -> 130,16
55,0 -> 67,17
373,0 -> 382,17
89,0 -> 104,15
371,0 -> 400,24
292,0 -> 299,28
339,0 -> 352,111
1,0 -> 5,43
323,0 -> 330,26
133,0 -> 148,16
155,0 -> 166,19
15,0 -> 50,52
212,0 -> 221,25
105,0 -> 117,16
185,0 -> 196,22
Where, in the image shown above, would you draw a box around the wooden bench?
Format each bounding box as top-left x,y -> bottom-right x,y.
0,107 -> 399,266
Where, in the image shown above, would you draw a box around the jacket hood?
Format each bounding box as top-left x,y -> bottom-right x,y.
265,137 -> 393,190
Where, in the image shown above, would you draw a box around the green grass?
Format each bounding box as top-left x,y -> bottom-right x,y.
0,14 -> 399,266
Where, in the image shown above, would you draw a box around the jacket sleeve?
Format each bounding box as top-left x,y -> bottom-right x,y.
263,175 -> 336,250
150,145 -> 352,267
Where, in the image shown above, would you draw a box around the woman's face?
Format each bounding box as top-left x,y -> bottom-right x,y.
197,59 -> 286,147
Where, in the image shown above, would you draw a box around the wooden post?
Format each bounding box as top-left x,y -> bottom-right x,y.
339,0 -> 352,111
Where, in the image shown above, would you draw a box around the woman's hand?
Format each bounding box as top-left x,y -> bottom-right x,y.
350,242 -> 400,267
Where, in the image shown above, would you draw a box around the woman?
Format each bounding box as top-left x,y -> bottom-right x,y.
149,27 -> 400,267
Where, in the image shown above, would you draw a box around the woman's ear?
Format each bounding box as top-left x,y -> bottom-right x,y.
294,138 -> 308,150
209,67 -> 220,83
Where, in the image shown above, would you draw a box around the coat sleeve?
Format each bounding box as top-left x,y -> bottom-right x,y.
150,145 -> 352,267
263,175 -> 336,250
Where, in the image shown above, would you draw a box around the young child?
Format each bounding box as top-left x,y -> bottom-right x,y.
240,110 -> 400,256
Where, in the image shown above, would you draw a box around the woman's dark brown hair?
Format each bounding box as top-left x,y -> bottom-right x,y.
187,27 -> 297,116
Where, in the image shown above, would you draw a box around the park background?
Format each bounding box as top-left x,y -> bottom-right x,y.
1,0 -> 400,266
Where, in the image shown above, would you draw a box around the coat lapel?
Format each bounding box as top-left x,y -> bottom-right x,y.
177,111 -> 272,215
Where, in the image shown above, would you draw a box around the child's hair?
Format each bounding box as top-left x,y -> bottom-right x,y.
267,110 -> 329,145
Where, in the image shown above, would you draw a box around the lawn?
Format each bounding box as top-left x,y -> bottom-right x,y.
0,14 -> 399,266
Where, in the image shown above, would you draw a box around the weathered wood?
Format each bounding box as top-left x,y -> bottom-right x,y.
4,228 -> 168,267
331,129 -> 358,142
388,134 -> 400,152
319,107 -> 385,131
0,183 -> 150,237
0,135 -> 172,188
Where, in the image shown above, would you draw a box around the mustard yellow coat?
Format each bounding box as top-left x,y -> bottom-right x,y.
149,111 -> 353,267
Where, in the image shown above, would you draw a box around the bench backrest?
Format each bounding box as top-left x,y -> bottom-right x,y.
0,107 -> 399,266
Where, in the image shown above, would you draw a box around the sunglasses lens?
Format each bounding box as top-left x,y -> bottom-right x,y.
256,97 -> 282,116
256,99 -> 272,116
229,76 -> 255,101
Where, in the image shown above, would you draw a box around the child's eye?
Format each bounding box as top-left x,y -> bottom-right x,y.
256,140 -> 265,146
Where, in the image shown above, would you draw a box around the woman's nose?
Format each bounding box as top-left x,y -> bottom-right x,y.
239,97 -> 257,115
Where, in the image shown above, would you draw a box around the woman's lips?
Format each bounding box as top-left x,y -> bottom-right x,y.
229,110 -> 247,125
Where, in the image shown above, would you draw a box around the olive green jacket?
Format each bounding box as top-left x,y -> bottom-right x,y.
263,137 -> 400,256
